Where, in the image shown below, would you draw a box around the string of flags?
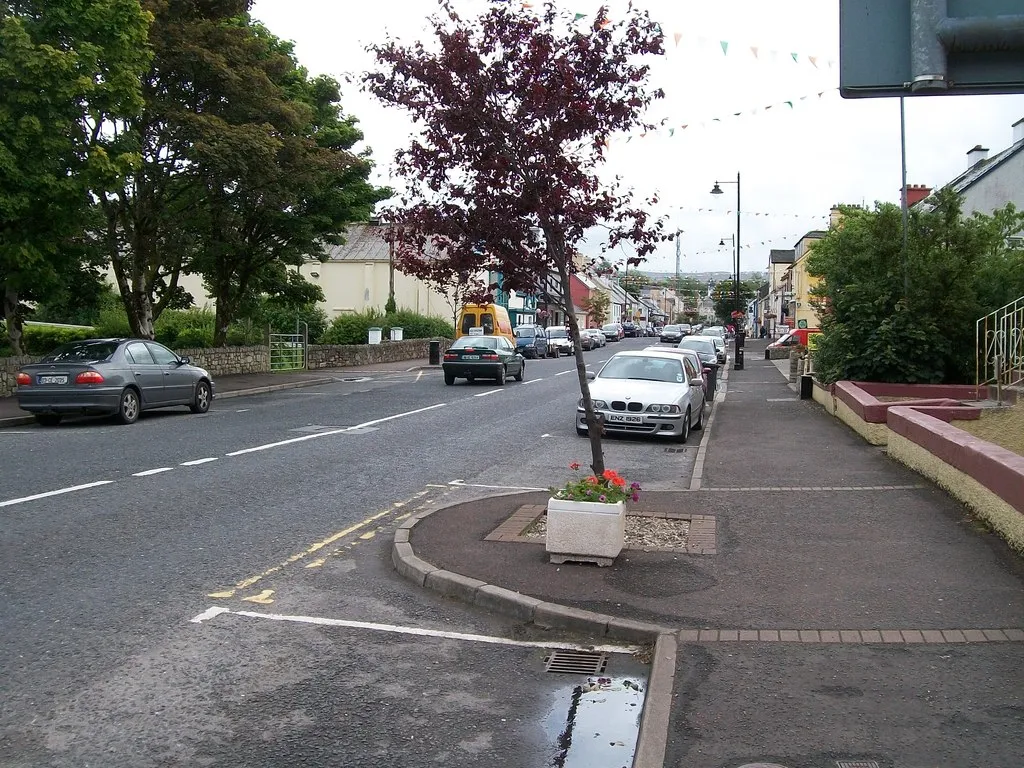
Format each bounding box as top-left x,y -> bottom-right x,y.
685,230 -> 826,257
675,208 -> 829,220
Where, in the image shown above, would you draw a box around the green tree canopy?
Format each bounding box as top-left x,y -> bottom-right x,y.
806,189 -> 1024,385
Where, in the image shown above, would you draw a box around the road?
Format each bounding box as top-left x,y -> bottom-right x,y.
0,336 -> 671,768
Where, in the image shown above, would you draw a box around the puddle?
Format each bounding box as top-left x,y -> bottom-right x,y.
542,674 -> 646,767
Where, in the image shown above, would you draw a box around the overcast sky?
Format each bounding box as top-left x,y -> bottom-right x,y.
251,0 -> 1024,277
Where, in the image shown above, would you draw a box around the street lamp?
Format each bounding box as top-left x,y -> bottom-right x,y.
711,172 -> 743,369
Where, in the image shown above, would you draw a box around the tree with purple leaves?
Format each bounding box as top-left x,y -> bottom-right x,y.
365,0 -> 671,474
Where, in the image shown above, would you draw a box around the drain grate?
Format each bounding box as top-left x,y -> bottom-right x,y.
544,649 -> 608,675
836,761 -> 880,768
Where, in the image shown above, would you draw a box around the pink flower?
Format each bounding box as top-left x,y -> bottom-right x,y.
631,493 -> 640,502
569,462 -> 580,471
598,494 -> 607,502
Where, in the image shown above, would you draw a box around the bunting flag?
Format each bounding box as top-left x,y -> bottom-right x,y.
677,207 -> 829,219
685,228 -> 830,257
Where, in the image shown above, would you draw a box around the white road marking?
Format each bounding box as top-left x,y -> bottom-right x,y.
133,467 -> 174,477
198,607 -> 638,653
473,389 -> 503,397
0,480 -> 114,508
181,458 -> 218,467
449,480 -> 547,491
226,403 -> 447,456
190,606 -> 230,624
416,371 -> 423,382
541,433 -> 551,438
236,409 -> 250,413
522,379 -> 541,384
555,370 -> 574,376
0,431 -> 31,435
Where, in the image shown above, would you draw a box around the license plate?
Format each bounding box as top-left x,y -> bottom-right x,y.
607,413 -> 642,423
38,375 -> 68,385
462,355 -> 479,360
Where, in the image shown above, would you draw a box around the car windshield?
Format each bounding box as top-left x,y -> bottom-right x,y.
663,325 -> 680,332
599,355 -> 684,383
678,338 -> 717,355
514,328 -> 535,338
40,340 -> 119,363
548,328 -> 567,338
602,324 -> 618,331
452,337 -> 498,349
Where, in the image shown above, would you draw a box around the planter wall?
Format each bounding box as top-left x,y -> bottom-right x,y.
545,497 -> 625,566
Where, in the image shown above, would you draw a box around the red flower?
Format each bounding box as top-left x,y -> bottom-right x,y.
569,462 -> 581,471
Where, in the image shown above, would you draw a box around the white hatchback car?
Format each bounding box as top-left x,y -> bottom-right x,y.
576,349 -> 706,443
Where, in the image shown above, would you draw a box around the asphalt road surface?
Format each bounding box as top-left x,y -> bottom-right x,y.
0,337 -> 668,768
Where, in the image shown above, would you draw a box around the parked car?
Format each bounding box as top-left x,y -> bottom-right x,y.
692,333 -> 727,364
601,322 -> 624,341
644,345 -> 709,391
767,328 -> 821,351
15,338 -> 215,426
659,324 -> 685,344
584,328 -> 607,348
677,336 -> 719,368
576,350 -> 705,442
513,325 -> 549,359
703,326 -> 726,339
621,321 -> 638,337
546,326 -> 575,356
443,335 -> 525,385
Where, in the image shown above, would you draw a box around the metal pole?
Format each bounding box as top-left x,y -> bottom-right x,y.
735,172 -> 741,365
900,96 -> 909,297
675,228 -> 681,289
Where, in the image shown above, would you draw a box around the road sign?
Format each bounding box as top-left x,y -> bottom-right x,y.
840,0 -> 1024,98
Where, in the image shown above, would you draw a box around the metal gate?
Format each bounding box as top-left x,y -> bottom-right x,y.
269,323 -> 307,371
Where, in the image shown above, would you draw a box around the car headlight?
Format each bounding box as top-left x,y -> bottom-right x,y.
579,398 -> 608,409
646,404 -> 681,414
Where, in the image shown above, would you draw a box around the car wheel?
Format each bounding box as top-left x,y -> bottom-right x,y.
117,387 -> 141,425
190,380 -> 212,414
34,414 -> 62,427
444,371 -> 455,385
693,400 -> 704,430
496,365 -> 506,385
514,361 -> 525,382
675,407 -> 691,443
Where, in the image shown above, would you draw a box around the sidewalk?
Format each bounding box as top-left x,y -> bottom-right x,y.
0,357 -> 436,427
394,337 -> 1024,767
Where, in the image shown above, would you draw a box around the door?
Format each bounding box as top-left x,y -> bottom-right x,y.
124,342 -> 165,406
146,342 -> 193,404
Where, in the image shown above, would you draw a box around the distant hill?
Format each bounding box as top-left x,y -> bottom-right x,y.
640,271 -> 762,284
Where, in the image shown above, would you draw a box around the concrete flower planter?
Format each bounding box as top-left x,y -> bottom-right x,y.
545,497 -> 625,566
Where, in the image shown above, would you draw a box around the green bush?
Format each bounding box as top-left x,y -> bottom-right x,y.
155,308 -> 215,347
94,306 -> 132,338
320,308 -> 454,346
19,325 -> 96,355
174,326 -> 212,348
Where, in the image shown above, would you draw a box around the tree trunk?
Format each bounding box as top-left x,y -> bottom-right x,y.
2,283 -> 24,356
553,244 -> 604,475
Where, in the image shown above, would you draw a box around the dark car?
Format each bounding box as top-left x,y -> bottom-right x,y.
660,324 -> 685,343
513,325 -> 549,359
442,335 -> 525,385
15,338 -> 215,426
621,321 -> 638,337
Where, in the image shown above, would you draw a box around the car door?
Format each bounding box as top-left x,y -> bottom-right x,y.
146,342 -> 193,404
682,355 -> 704,406
497,338 -> 519,373
124,341 -> 166,406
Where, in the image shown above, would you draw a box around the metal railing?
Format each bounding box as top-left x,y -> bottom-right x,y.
269,322 -> 308,371
976,296 -> 1024,402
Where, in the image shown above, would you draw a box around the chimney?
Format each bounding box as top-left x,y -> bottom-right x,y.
1014,117 -> 1024,145
903,184 -> 932,207
966,144 -> 989,168
829,206 -> 843,229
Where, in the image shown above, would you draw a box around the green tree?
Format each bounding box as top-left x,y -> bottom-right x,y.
0,0 -> 151,352
806,189 -> 1024,385
580,290 -> 610,327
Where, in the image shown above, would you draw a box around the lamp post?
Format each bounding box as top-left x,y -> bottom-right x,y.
711,172 -> 743,369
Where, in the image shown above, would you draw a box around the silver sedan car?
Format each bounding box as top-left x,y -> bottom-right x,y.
15,338 -> 215,426
576,350 -> 705,443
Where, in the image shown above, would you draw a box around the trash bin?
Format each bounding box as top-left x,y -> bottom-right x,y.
429,340 -> 441,366
390,327 -> 404,342
800,373 -> 814,399
368,327 -> 382,345
704,363 -> 719,402
734,346 -> 744,370
736,330 -> 746,349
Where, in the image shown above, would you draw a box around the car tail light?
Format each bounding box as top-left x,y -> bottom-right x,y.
15,372 -> 31,386
443,353 -> 457,361
481,354 -> 499,361
75,371 -> 105,384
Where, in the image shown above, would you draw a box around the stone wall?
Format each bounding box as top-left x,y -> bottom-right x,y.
307,338 -> 451,369
0,355 -> 41,398
175,345 -> 270,377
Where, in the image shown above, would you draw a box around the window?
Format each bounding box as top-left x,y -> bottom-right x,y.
480,313 -> 494,334
461,313 -> 478,334
146,342 -> 179,365
126,342 -> 155,365
41,340 -> 119,363
451,337 -> 498,349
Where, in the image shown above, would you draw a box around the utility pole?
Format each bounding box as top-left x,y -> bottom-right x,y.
674,228 -> 682,289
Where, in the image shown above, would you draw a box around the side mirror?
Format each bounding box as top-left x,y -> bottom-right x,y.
585,371 -> 596,381
179,356 -> 191,365
702,367 -> 711,374
689,377 -> 705,388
